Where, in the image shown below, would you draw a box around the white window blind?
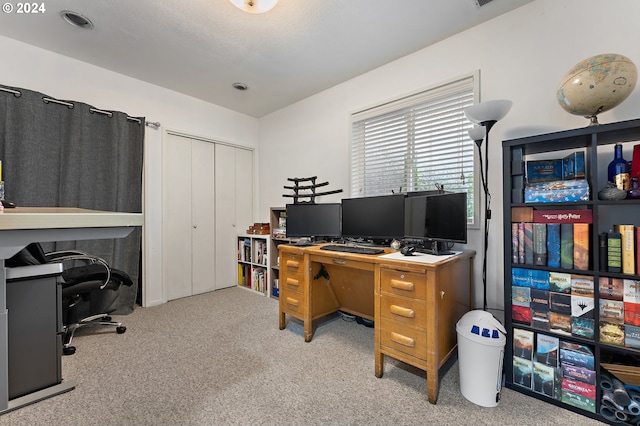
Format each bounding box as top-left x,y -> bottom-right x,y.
350,73 -> 478,224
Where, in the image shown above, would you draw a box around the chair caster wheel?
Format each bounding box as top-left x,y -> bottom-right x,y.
116,326 -> 127,334
63,346 -> 76,356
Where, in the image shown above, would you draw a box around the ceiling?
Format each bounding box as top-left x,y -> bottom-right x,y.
0,0 -> 534,118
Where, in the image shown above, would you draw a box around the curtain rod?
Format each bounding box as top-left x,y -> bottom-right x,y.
0,86 -> 160,127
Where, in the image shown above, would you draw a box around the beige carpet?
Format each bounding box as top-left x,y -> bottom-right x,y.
1,287 -> 605,425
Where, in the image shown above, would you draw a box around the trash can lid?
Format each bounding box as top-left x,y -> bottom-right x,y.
456,310 -> 506,345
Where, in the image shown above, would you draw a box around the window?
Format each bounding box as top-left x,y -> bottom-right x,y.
350,73 -> 479,225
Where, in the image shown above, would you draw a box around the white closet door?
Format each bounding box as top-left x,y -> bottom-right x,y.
215,144 -> 240,290
164,133 -> 194,301
191,140 -> 216,295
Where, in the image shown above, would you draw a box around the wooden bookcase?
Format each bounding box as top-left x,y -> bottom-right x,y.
502,118 -> 640,423
237,234 -> 270,296
269,207 -> 292,299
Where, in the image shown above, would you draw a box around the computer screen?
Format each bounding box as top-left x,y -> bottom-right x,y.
285,203 -> 342,239
404,192 -> 467,244
341,194 -> 405,242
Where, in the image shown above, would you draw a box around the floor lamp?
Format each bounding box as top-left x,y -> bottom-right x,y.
464,100 -> 512,311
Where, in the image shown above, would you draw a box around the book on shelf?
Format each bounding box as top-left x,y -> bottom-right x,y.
535,333 -> 559,367
530,269 -> 550,290
547,223 -> 561,268
524,222 -> 534,265
512,267 -> 531,287
614,224 -> 635,275
533,362 -> 556,398
533,223 -> 547,266
599,277 -> 624,300
625,324 -> 640,349
598,233 -> 607,272
549,272 -> 571,294
549,312 -> 572,336
624,302 -> 640,327
559,341 -> 594,370
560,224 -> 573,269
511,223 -> 519,264
518,223 -> 525,264
531,310 -> 550,331
513,356 -> 533,389
549,292 -> 571,315
571,274 -> 593,297
637,226 -> 640,277
599,319 -> 625,346
599,299 -> 624,322
572,223 -> 589,270
571,316 -> 594,339
561,364 -> 596,385
607,231 -> 622,273
532,209 -> 592,224
513,328 -> 534,360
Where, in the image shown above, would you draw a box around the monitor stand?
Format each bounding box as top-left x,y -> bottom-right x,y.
416,241 -> 454,256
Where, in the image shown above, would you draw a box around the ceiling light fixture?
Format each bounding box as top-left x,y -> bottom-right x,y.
229,0 -> 279,14
233,82 -> 248,91
61,10 -> 94,29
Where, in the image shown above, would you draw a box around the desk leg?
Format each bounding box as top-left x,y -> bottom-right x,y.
303,320 -> 312,342
375,351 -> 383,378
426,362 -> 439,404
279,310 -> 286,330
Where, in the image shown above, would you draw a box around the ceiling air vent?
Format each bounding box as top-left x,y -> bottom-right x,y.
476,0 -> 493,6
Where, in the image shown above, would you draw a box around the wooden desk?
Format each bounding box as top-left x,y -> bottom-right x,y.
278,244 -> 474,404
0,207 -> 143,413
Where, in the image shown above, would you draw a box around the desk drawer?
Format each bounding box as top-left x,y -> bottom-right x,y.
280,292 -> 307,317
380,268 -> 427,300
380,294 -> 426,329
379,319 -> 427,360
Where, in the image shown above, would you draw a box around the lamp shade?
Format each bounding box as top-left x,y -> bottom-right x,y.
464,100 -> 513,124
468,125 -> 485,142
229,0 -> 278,13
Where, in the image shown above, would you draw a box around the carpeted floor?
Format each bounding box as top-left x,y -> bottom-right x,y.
1,287 -> 605,425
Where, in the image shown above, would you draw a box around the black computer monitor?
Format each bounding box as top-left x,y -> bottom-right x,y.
341,194 -> 405,243
404,192 -> 467,252
285,203 -> 342,240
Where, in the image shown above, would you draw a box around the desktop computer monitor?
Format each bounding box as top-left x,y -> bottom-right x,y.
285,203 -> 342,240
404,192 -> 467,245
341,194 -> 405,243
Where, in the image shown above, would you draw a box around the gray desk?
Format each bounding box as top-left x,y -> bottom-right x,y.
0,207 -> 143,414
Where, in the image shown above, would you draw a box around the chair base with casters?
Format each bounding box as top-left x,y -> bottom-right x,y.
62,314 -> 127,356
60,264 -> 133,355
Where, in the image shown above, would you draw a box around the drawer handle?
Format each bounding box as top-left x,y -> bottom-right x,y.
390,279 -> 414,291
390,305 -> 415,318
332,259 -> 347,265
286,297 -> 299,307
391,332 -> 415,348
286,277 -> 299,287
286,260 -> 300,268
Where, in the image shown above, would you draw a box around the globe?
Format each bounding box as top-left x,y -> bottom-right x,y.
556,53 -> 637,125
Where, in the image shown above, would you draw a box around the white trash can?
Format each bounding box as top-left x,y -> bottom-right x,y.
456,310 -> 507,407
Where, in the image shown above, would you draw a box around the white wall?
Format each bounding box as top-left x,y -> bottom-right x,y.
0,35 -> 260,307
258,0 -> 640,311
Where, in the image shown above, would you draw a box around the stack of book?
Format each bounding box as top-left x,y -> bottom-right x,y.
512,329 -> 596,413
599,277 -> 640,349
523,152 -> 590,203
512,268 -> 595,339
600,224 -> 640,274
511,209 -> 592,270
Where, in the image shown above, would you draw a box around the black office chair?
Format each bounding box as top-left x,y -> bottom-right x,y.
7,242 -> 133,355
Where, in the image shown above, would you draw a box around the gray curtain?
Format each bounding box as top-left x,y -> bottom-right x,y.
0,84 -> 144,314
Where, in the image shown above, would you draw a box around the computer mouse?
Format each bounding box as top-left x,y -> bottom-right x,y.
400,246 -> 415,256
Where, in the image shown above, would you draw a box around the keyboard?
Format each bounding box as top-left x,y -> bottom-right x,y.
319,245 -> 384,255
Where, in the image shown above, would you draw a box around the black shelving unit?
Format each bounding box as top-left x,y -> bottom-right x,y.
502,118 -> 640,423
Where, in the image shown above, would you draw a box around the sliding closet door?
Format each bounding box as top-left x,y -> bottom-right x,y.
215,144 -> 253,289
164,133 -> 195,300
191,141 -> 216,294
164,132 -> 253,300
